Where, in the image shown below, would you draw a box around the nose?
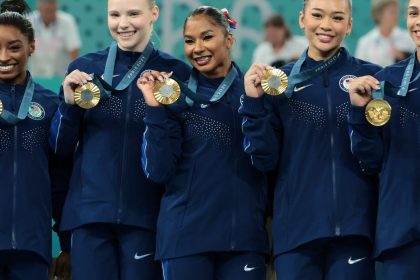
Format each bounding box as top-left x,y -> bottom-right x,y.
118,15 -> 129,29
319,17 -> 332,31
193,39 -> 204,54
0,49 -> 10,62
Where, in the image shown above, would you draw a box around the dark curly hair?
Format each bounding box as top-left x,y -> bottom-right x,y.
0,0 -> 34,42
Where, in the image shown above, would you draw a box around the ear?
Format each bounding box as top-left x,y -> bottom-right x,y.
151,5 -> 159,24
346,17 -> 353,36
29,41 -> 35,56
226,33 -> 234,49
298,10 -> 305,29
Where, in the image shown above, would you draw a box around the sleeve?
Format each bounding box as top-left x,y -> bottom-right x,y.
348,105 -> 384,175
49,148 -> 73,252
141,105 -> 183,184
239,95 -> 282,171
49,99 -> 85,156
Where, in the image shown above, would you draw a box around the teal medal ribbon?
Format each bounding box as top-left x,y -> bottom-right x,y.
283,48 -> 342,97
397,52 -> 420,97
94,41 -> 154,97
170,64 -> 238,106
0,72 -> 35,125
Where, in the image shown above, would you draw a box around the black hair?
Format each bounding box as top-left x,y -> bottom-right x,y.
183,6 -> 231,36
303,0 -> 352,15
0,0 -> 34,42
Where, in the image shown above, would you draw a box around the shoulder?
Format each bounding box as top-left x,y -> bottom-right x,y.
375,58 -> 409,84
150,49 -> 191,81
341,48 -> 382,74
33,83 -> 59,105
67,49 -> 109,73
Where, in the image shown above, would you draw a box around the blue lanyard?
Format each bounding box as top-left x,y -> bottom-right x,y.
284,48 -> 341,97
372,81 -> 386,100
0,73 -> 35,125
98,41 -> 154,96
397,52 -> 420,97
185,66 -> 238,106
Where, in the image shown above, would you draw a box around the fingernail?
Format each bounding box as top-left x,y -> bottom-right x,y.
168,71 -> 173,77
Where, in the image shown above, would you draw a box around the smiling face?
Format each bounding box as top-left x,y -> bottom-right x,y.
407,0 -> 420,54
0,25 -> 34,84
299,0 -> 352,60
183,14 -> 233,79
107,0 -> 158,52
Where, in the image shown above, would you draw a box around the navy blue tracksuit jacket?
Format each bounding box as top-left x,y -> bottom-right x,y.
49,46 -> 191,232
239,48 -> 381,256
349,55 -> 420,258
142,64 -> 270,260
0,75 -> 71,264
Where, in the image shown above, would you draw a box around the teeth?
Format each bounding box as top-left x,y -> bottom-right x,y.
0,65 -> 13,71
196,56 -> 210,62
319,35 -> 332,39
118,31 -> 135,37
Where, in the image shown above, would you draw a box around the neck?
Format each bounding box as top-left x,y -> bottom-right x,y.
118,40 -> 149,53
0,71 -> 27,85
307,46 -> 341,61
272,40 -> 285,51
201,60 -> 233,79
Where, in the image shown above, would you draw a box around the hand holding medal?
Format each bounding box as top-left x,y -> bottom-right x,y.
63,69 -> 100,109
348,76 -> 391,126
137,70 -> 180,106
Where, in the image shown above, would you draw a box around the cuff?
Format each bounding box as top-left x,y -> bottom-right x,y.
348,105 -> 368,125
242,95 -> 266,114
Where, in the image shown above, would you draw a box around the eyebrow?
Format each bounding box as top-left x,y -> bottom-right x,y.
311,8 -> 346,14
184,29 -> 214,38
8,40 -> 23,44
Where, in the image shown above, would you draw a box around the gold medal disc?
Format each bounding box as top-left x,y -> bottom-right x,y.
0,99 -> 3,115
74,82 -> 101,109
261,69 -> 289,96
365,99 -> 392,126
153,78 -> 181,105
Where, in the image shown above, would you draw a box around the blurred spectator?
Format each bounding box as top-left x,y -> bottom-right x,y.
252,13 -> 307,68
28,0 -> 81,77
355,0 -> 415,67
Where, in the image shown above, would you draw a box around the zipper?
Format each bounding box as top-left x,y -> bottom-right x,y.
117,83 -> 133,223
11,125 -> 18,249
325,74 -> 340,236
230,97 -> 237,250
11,85 -> 17,249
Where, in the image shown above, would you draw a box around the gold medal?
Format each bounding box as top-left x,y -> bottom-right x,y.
74,82 -> 101,109
153,78 -> 181,105
0,99 -> 3,115
261,68 -> 288,96
365,99 -> 392,126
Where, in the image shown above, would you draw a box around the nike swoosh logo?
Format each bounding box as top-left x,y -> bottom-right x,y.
348,257 -> 367,265
244,264 -> 257,272
294,84 -> 313,92
134,253 -> 153,260
409,88 -> 418,92
100,73 -> 121,79
200,104 -> 209,109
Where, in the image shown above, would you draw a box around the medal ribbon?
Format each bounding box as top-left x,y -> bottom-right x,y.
284,48 -> 341,97
171,65 -> 238,106
0,73 -> 35,125
397,52 -> 420,97
93,41 -> 154,97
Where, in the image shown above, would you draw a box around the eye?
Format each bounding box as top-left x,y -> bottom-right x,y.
311,12 -> 322,19
184,38 -> 194,44
10,45 -> 22,52
333,15 -> 344,21
109,12 -> 119,18
203,35 -> 214,41
408,10 -> 419,16
128,11 -> 141,17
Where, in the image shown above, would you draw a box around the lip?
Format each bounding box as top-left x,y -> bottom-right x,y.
193,55 -> 211,66
117,31 -> 136,38
0,64 -> 15,73
316,33 -> 334,43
